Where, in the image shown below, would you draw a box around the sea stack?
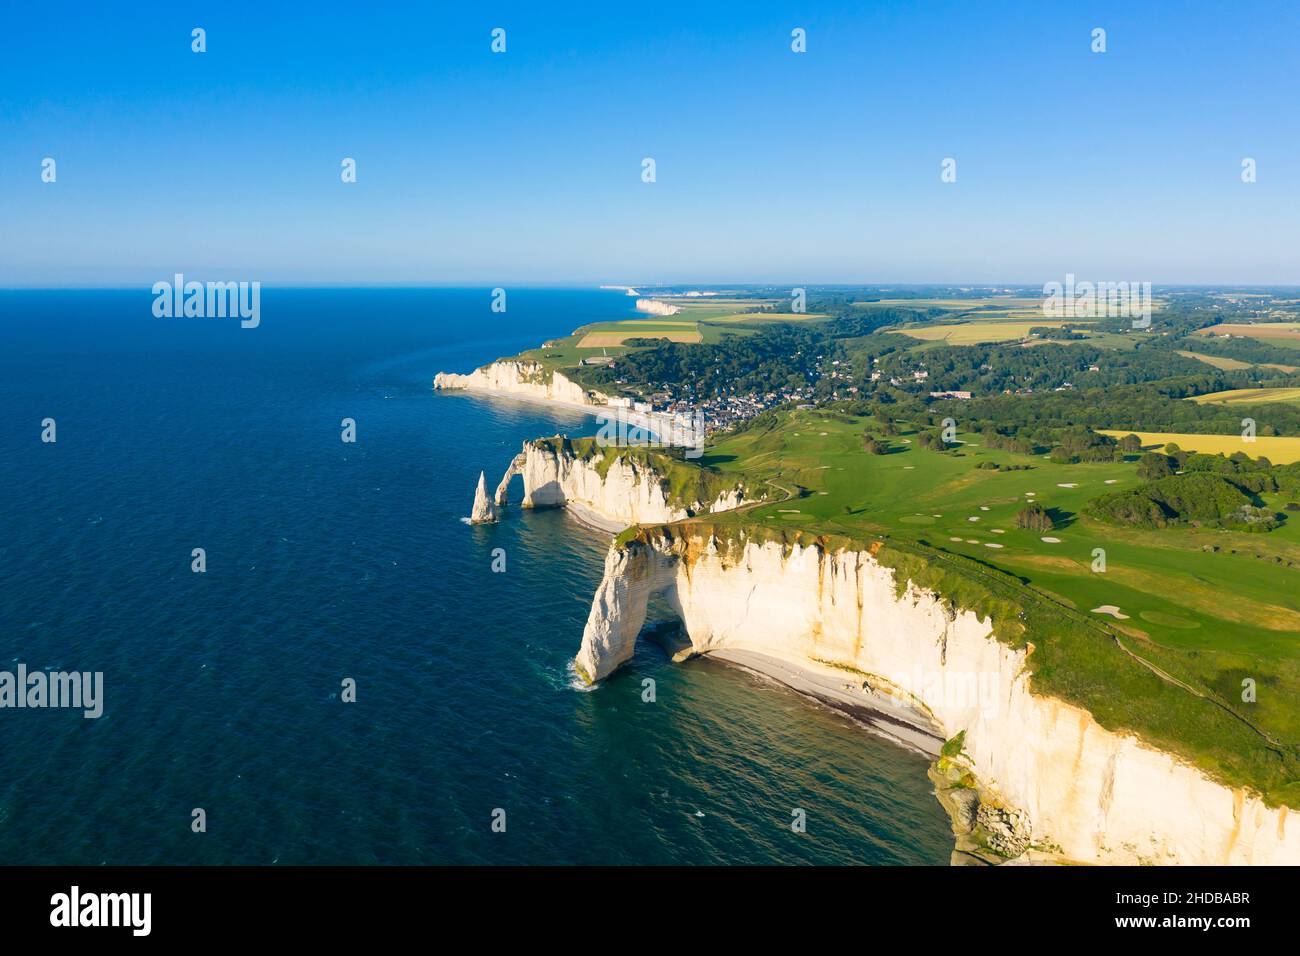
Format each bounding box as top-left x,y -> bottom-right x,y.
469,471 -> 498,524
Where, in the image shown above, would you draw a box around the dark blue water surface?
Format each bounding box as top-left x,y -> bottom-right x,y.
0,288 -> 952,864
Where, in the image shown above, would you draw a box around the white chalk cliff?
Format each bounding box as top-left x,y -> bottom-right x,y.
574,530 -> 1300,866
435,360 -> 610,408
634,298 -> 681,316
493,440 -> 751,531
469,471 -> 497,524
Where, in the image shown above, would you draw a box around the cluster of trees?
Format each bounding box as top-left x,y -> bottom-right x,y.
1049,428 -> 1120,463
1015,504 -> 1056,531
1028,326 -> 1089,339
857,341 -> 1217,397
951,381 -> 1300,437
1137,445 -> 1300,495
1086,473 -> 1281,532
585,305 -> 929,400
1166,335 -> 1300,369
586,326 -> 824,398
862,434 -> 888,455
916,430 -> 954,451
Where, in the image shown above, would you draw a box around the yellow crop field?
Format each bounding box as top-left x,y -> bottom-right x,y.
1099,430 -> 1300,464
1176,350 -> 1253,370
1189,388 -> 1300,406
705,311 -> 824,324
854,297 -> 1043,310
898,321 -> 1078,345
1197,323 -> 1300,340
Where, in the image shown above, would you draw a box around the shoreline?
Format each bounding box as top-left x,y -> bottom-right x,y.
702,648 -> 946,758
560,500 -> 628,535
434,382 -> 606,420
435,378 -> 686,447
446,378 -> 946,756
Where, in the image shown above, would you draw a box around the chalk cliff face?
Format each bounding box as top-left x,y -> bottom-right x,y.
469,471 -> 497,524
634,298 -> 681,316
574,531 -> 1300,866
494,441 -> 750,531
435,360 -> 609,408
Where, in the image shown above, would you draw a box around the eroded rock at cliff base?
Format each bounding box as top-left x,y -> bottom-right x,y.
495,453 -> 525,506
574,544 -> 679,682
469,471 -> 497,524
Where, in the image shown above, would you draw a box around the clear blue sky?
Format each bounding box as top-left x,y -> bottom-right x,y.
3,0 -> 1299,286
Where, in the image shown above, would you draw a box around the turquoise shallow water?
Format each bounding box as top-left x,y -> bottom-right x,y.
0,287 -> 952,864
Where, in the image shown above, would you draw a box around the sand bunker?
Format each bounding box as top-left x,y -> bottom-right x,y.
1041,536 -> 1061,543
1091,605 -> 1130,620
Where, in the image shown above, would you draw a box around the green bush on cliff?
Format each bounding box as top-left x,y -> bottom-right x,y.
940,730 -> 967,759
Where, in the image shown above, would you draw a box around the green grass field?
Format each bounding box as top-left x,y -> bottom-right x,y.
602,406 -> 1300,804
512,304 -> 826,369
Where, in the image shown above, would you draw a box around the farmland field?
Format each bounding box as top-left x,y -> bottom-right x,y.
894,320 -> 1086,345
1176,350 -> 1254,370
1098,430 -> 1300,464
578,328 -> 702,347
1197,323 -> 1300,344
853,297 -> 1045,311
704,311 -> 824,324
538,299 -> 829,353
1189,388 -> 1300,406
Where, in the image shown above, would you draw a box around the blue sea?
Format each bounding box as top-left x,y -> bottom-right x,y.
0,288 -> 952,865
